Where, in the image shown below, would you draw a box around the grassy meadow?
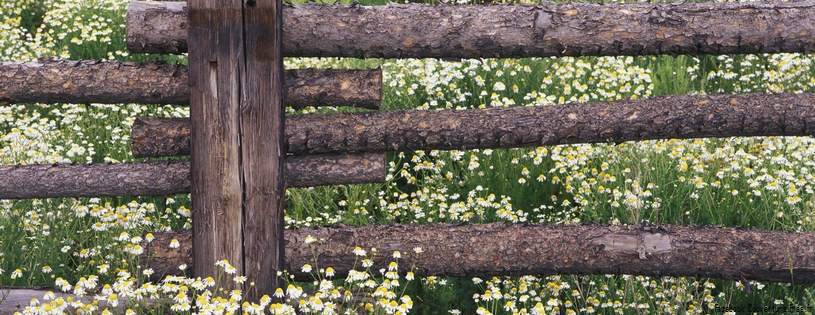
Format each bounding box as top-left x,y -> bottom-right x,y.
2,0 -> 815,314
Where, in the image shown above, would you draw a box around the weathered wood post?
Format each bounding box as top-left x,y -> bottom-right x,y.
188,0 -> 284,301
242,0 -> 286,300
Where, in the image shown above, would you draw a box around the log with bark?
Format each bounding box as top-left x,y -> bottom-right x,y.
0,153 -> 384,199
131,117 -> 190,158
141,223 -> 815,284
127,0 -> 815,57
131,92 -> 815,158
0,60 -> 381,109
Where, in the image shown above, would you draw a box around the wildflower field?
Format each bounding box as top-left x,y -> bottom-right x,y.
2,0 -> 815,314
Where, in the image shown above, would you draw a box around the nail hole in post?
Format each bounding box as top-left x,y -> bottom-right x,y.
247,0 -> 256,7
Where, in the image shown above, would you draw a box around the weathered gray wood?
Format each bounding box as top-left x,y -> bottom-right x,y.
241,0 -> 286,300
127,0 -> 815,57
188,0 -> 244,293
131,92 -> 815,157
0,60 -> 381,109
0,153 -> 385,199
143,223 -> 815,284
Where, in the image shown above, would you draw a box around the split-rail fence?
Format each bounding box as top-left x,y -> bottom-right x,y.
2,0 -> 815,302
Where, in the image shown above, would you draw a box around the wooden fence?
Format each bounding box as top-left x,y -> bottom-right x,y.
3,0 -> 815,301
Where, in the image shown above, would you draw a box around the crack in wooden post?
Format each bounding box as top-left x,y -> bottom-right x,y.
188,0 -> 284,301
241,0 -> 286,302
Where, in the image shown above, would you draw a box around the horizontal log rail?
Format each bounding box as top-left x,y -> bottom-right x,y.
0,153 -> 384,199
0,60 -> 381,109
131,92 -> 815,157
142,223 -> 815,284
127,0 -> 815,57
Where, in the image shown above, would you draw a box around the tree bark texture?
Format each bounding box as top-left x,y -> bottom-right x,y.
131,92 -> 815,157
0,160 -> 190,199
0,60 -> 187,105
0,60 -> 381,109
0,153 -> 385,199
284,152 -> 385,187
126,1 -> 188,54
127,0 -> 815,57
142,223 -> 815,284
131,117 -> 190,158
284,68 -> 380,110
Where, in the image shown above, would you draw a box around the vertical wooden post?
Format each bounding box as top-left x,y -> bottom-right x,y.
242,0 -> 285,302
188,0 -> 245,293
188,0 -> 284,300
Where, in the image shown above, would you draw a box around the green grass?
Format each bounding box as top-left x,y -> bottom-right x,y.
2,0 -> 815,313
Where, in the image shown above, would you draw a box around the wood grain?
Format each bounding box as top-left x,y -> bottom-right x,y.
241,0 -> 287,300
188,0 -> 245,293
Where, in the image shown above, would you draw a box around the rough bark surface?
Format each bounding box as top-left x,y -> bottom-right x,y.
285,152 -> 385,187
127,1 -> 815,57
144,230 -> 194,282
0,154 -> 385,199
126,1 -> 188,54
0,60 -> 381,109
284,68 -> 380,110
131,117 -> 190,158
131,92 -> 815,157
0,160 -> 190,199
143,223 -> 815,284
0,60 -> 187,105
